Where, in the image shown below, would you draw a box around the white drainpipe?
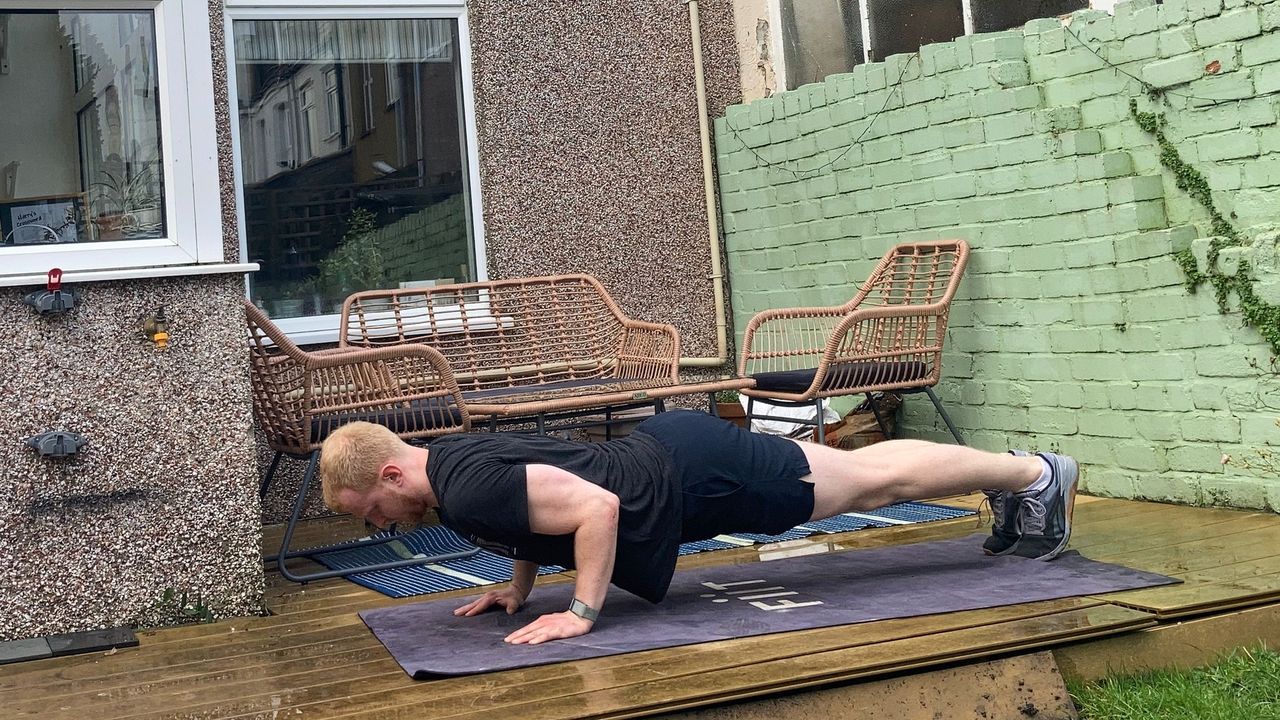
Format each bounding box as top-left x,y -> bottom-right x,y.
681,0 -> 731,368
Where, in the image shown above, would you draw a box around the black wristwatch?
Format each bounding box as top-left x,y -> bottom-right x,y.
568,597 -> 599,623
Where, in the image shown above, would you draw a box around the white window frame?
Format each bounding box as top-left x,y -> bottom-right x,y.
0,1 -> 248,287
224,0 -> 488,344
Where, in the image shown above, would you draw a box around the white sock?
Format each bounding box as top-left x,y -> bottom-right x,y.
1019,457 -> 1053,495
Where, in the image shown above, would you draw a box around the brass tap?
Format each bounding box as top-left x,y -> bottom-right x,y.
143,306 -> 170,350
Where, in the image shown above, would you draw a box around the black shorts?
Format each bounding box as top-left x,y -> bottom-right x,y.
635,410 -> 815,542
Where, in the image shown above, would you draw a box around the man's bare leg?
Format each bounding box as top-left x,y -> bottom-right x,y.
793,439 -> 1042,520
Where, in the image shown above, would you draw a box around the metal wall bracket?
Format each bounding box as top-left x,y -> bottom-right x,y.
26,431 -> 88,458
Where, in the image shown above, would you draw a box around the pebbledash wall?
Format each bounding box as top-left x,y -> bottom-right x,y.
716,0 -> 1280,510
0,1 -> 740,641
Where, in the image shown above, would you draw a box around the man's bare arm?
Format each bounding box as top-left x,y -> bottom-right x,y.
509,559 -> 539,600
503,463 -> 619,644
454,559 -> 539,617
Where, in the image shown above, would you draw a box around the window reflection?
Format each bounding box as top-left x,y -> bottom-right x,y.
234,18 -> 476,320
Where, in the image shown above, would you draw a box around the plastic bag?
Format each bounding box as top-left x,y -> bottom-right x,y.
742,396 -> 840,438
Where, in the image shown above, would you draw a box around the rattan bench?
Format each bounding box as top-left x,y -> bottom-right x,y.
340,274 -> 751,432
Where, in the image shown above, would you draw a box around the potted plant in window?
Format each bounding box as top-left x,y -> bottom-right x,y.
715,389 -> 748,428
89,168 -> 162,241
313,207 -> 390,307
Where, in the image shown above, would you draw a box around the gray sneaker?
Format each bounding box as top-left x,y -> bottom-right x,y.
981,450 -> 1031,556
1010,453 -> 1079,561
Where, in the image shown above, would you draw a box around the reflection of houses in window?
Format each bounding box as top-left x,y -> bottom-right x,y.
385,62 -> 401,107
778,0 -> 1090,89
323,68 -> 340,138
233,18 -> 474,316
272,103 -> 292,173
361,63 -> 375,134
299,80 -> 316,160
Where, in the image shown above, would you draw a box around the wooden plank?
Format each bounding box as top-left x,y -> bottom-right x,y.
328,605 -> 1153,720
1081,515 -> 1280,616
1094,524 -> 1280,575
1056,496 -> 1165,524
14,653 -> 400,719
1070,507 -> 1267,555
0,619 -> 376,694
648,651 -> 1078,720
1099,569 -> 1280,617
1055,601 -> 1280,682
196,599 -> 1119,720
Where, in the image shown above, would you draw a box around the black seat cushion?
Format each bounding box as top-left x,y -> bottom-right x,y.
311,397 -> 465,442
751,361 -> 930,394
461,377 -> 670,403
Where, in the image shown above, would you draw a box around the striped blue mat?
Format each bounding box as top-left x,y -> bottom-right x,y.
310,501 -> 973,598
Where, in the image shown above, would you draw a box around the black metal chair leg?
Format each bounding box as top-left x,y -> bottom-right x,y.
708,392 -> 719,416
814,399 -> 825,444
864,393 -> 893,441
273,451 -> 478,583
926,387 -> 966,445
604,408 -> 613,441
259,450 -> 282,499
745,397 -> 755,434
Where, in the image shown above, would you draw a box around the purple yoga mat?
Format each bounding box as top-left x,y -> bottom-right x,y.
360,534 -> 1177,678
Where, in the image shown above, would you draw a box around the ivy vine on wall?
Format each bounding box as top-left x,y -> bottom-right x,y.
1128,98 -> 1280,355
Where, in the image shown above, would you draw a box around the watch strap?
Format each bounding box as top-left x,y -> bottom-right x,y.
568,597 -> 599,623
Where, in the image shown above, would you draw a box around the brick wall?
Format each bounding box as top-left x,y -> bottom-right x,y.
376,194 -> 470,284
716,0 -> 1280,510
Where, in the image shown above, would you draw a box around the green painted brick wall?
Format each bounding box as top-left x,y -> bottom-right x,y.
715,0 -> 1280,511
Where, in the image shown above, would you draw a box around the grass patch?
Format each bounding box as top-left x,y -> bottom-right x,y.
1069,646 -> 1280,720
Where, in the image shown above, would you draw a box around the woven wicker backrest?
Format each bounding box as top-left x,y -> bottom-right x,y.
847,240 -> 968,310
740,240 -> 969,392
837,239 -> 969,362
243,301 -> 311,454
341,275 -> 635,392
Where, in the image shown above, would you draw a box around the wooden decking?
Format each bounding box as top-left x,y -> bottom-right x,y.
5,495 -> 1280,719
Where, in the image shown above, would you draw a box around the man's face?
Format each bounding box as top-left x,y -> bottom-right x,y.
336,481 -> 423,530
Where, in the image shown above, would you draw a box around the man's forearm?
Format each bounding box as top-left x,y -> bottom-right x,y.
570,498 -> 619,614
510,560 -> 538,599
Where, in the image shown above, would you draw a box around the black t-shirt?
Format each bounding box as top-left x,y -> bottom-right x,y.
426,431 -> 682,603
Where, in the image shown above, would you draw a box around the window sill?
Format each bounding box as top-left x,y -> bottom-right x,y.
1,263 -> 259,289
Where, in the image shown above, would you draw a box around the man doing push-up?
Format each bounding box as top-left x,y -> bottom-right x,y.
320,410 -> 1077,645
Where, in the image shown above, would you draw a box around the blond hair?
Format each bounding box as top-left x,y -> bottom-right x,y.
320,421 -> 407,512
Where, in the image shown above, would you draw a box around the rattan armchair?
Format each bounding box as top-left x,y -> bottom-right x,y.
739,240 -> 970,444
245,300 -> 476,583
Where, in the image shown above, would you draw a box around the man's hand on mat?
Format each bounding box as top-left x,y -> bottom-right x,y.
454,586 -> 526,617
504,611 -> 593,645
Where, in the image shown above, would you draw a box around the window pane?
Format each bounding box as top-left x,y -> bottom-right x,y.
972,0 -> 1088,33
234,18 -> 476,320
867,0 -> 964,62
0,10 -> 166,246
780,0 -> 864,88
